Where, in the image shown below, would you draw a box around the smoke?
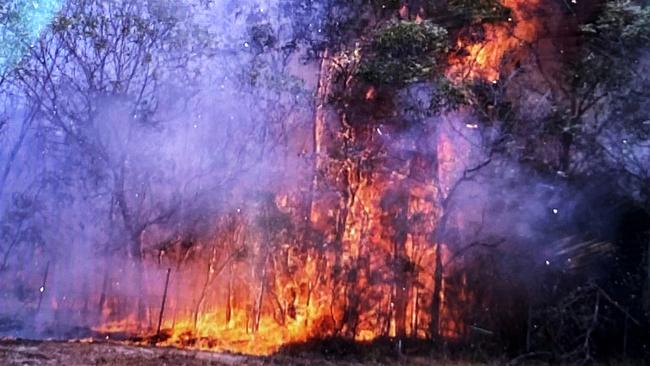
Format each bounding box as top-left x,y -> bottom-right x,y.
0,0 -> 645,349
0,0 -> 323,338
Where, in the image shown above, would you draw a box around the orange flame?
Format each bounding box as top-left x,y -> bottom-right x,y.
90,1 -> 541,355
448,0 -> 542,82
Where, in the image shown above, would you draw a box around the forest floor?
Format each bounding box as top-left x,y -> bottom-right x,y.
0,338 -> 504,366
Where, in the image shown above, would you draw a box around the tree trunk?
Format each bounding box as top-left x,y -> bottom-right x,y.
98,264 -> 110,317
193,260 -> 213,330
226,262 -> 233,326
392,200 -> 409,339
309,48 -> 331,220
130,238 -> 146,328
644,239 -> 650,314
114,165 -> 148,328
342,267 -> 360,338
252,255 -> 268,333
0,111 -> 35,199
559,130 -> 573,173
430,242 -> 443,339
411,287 -> 419,337
98,196 -> 116,318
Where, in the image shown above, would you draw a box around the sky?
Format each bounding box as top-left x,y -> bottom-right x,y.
0,0 -> 62,74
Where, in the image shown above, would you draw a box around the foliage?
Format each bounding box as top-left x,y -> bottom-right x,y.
280,0 -> 373,57
430,78 -> 468,113
576,0 -> 650,91
448,0 -> 512,24
357,20 -> 448,85
542,0 -> 650,175
0,0 -> 61,74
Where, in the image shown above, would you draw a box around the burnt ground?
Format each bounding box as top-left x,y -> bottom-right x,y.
0,338 -> 496,366
0,338 -> 249,366
0,338 -> 372,366
1,338 -> 646,366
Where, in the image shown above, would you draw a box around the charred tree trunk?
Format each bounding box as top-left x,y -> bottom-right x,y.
339,163 -> 365,338
98,264 -> 111,317
411,288 -> 420,337
253,257 -> 268,333
305,280 -> 314,327
156,268 -> 171,338
193,258 -> 213,330
430,242 -> 444,339
114,165 -> 147,327
330,177 -> 351,332
643,240 -> 650,313
172,245 -> 192,330
0,110 -> 35,199
98,196 -> 116,317
226,262 -> 234,326
389,191 -> 410,339
130,236 -> 147,327
559,130 -> 573,174
341,267 -> 360,338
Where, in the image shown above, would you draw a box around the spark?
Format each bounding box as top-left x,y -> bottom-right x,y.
552,208 -> 558,214
545,260 -> 550,266
465,123 -> 479,129
376,128 -> 383,135
39,286 -> 45,293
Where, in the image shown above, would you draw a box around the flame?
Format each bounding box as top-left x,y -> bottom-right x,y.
91,127 -> 469,355
94,264 -> 333,355
364,86 -> 377,100
447,0 -> 541,82
85,1 -> 539,355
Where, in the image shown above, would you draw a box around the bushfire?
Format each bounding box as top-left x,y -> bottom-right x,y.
82,0 -> 546,356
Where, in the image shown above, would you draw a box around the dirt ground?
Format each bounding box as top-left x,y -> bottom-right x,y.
1,338 -> 476,366
5,338 -> 636,365
0,338 -> 528,366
